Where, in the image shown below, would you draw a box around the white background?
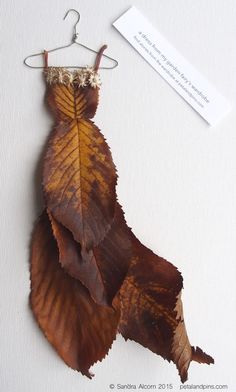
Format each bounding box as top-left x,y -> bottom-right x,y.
1,1 -> 236,391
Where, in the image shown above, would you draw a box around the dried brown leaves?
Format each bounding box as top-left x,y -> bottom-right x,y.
30,67 -> 213,382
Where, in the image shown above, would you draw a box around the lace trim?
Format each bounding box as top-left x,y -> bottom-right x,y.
44,66 -> 101,88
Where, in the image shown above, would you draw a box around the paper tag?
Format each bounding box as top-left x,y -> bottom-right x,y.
113,6 -> 231,126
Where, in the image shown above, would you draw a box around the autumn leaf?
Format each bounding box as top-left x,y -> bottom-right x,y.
90,203 -> 133,304
45,81 -> 100,121
42,82 -> 117,250
48,203 -> 133,306
30,211 -> 119,377
172,294 -> 214,382
117,242 -> 214,383
48,210 -> 107,306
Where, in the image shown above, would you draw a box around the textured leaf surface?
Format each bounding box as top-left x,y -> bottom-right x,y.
43,117 -> 117,249
46,83 -> 99,120
172,294 -> 214,382
48,203 -> 133,306
48,210 -> 107,306
30,211 -> 119,377
91,203 -> 133,304
117,243 -> 213,382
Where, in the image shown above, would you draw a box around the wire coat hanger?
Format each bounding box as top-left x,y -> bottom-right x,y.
24,9 -> 118,70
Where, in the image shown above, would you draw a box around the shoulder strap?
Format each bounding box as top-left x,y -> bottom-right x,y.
94,45 -> 107,71
44,50 -> 49,69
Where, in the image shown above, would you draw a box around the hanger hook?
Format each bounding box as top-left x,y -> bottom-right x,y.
63,9 -> 81,42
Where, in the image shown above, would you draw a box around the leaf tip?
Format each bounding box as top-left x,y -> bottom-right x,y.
192,346 -> 214,365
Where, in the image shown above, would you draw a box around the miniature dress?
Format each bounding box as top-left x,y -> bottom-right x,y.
30,46 -> 213,382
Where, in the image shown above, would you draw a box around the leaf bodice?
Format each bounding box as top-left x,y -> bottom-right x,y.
44,66 -> 101,120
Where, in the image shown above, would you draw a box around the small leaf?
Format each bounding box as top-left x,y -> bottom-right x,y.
48,210 -> 107,306
48,203 -> 133,306
83,203 -> 133,305
171,294 -> 214,382
45,82 -> 99,120
30,211 -> 119,377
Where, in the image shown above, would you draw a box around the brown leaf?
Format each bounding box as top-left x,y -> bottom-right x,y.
43,82 -> 117,250
30,211 -> 119,377
48,203 -> 133,306
171,294 -> 214,382
117,243 -> 213,383
48,210 -> 107,306
45,82 -> 99,121
83,203 -> 133,305
117,250 -> 182,361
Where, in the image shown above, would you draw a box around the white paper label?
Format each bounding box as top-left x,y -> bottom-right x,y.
113,6 -> 231,126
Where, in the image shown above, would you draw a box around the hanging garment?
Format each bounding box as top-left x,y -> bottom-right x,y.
30,46 -> 214,382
